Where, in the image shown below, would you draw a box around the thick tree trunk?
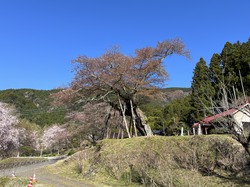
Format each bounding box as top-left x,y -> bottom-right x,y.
135,108 -> 153,136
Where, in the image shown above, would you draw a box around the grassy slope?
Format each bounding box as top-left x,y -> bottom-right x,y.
46,135 -> 250,187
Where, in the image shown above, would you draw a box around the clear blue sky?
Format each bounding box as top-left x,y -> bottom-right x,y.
0,0 -> 249,90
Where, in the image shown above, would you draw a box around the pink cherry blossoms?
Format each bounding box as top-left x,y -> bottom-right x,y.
42,125 -> 68,153
0,102 -> 19,158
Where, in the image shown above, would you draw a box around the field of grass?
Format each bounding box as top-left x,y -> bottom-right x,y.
45,135 -> 250,187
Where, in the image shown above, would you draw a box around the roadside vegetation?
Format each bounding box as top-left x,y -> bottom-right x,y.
0,177 -> 29,187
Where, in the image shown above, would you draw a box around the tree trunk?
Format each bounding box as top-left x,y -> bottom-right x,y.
135,108 -> 153,136
118,97 -> 131,138
121,125 -> 124,139
130,99 -> 138,137
104,106 -> 112,139
117,127 -> 121,139
58,141 -> 60,155
40,146 -> 43,157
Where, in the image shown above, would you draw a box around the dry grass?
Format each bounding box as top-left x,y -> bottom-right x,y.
46,135 -> 250,187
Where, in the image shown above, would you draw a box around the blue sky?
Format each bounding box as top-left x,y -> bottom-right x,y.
0,0 -> 249,90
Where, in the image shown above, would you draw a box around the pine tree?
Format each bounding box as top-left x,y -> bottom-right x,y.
189,58 -> 215,123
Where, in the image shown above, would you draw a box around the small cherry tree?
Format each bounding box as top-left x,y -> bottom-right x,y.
0,102 -> 19,158
42,125 -> 68,155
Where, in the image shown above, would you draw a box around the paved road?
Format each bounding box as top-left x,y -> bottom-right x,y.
0,159 -> 95,187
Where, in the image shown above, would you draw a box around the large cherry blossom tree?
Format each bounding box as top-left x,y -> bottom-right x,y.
53,38 -> 190,137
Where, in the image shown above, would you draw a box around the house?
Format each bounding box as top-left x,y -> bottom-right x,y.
193,102 -> 250,135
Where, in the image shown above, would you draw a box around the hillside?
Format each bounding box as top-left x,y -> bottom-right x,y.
0,89 -> 66,126
0,88 -> 189,127
47,135 -> 250,187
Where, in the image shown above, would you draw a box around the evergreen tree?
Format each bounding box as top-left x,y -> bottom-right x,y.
209,53 -> 223,104
220,41 -> 238,88
220,40 -> 250,98
163,96 -> 191,124
239,38 -> 250,95
189,58 -> 215,123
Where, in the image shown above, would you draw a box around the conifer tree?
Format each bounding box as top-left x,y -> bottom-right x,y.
239,38 -> 250,95
189,58 -> 215,123
220,40 -> 250,99
209,53 -> 223,102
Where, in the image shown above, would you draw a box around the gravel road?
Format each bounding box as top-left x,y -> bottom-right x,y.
0,159 -> 95,187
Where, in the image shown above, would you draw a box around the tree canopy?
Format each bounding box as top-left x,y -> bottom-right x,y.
54,38 -> 190,137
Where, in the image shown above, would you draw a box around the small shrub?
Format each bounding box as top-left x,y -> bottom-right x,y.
19,146 -> 37,156
67,149 -> 76,156
75,161 -> 83,174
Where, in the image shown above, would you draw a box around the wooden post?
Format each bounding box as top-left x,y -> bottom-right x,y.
118,97 -> 131,138
181,127 -> 184,136
205,127 -> 208,135
198,124 -> 202,135
130,99 -> 138,137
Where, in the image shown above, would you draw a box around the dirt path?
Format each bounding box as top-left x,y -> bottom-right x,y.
0,160 -> 95,187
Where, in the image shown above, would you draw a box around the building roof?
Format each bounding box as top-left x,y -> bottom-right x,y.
192,102 -> 249,128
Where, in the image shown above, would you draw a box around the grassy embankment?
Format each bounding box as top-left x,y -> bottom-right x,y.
46,135 -> 250,187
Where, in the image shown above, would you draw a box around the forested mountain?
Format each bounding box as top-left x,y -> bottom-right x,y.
0,88 -> 189,127
0,89 -> 66,126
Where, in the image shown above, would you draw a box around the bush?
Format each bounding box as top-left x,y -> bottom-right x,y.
19,146 -> 39,156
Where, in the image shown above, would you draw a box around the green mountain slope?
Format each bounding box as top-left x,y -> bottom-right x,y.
0,89 -> 66,126
0,87 -> 190,127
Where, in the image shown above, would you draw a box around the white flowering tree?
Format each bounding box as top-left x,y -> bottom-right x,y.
0,102 -> 19,158
42,125 -> 68,155
16,119 -> 42,156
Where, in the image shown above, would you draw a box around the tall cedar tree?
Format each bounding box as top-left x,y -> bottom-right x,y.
220,40 -> 250,97
240,39 -> 250,94
220,41 -> 240,99
189,58 -> 215,123
53,38 -> 190,137
209,53 -> 223,103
